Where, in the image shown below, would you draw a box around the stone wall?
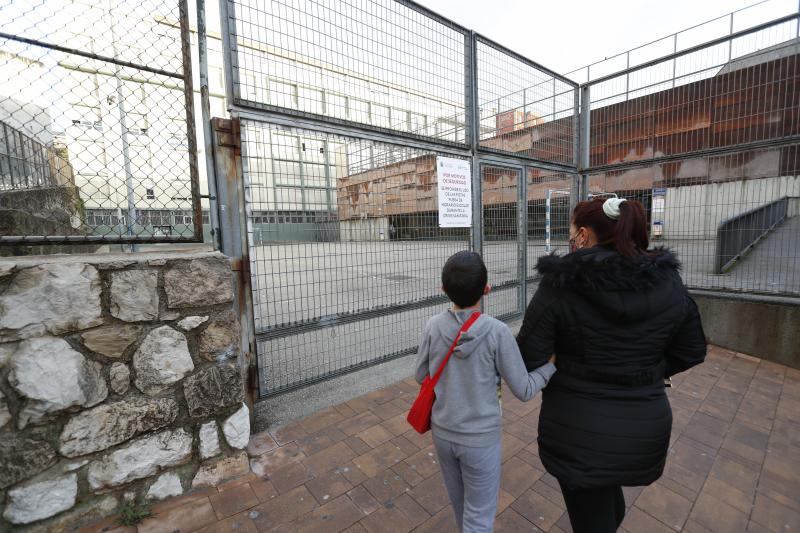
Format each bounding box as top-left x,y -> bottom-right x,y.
0,252 -> 249,531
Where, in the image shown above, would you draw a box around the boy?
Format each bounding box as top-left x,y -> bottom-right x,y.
415,251 -> 556,532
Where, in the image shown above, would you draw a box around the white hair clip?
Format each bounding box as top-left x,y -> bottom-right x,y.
602,197 -> 627,220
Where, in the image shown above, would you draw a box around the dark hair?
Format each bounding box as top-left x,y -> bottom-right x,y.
572,198 -> 649,258
442,251 -> 488,308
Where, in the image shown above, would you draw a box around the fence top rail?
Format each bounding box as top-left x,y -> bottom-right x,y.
717,196 -> 790,230
474,33 -> 580,89
565,0 -> 777,77
581,12 -> 800,88
393,0 -> 470,35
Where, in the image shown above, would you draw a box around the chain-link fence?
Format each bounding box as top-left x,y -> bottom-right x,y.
580,2 -> 800,296
0,0 -> 200,245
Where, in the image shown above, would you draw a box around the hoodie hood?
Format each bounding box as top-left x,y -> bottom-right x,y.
439,309 -> 492,359
535,247 -> 682,322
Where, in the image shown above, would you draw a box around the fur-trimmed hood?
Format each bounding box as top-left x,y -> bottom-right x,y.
536,246 -> 682,322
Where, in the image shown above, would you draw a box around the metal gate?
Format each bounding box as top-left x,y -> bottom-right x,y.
213,0 -> 579,397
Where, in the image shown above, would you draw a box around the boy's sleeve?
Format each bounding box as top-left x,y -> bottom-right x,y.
495,325 -> 556,402
414,319 -> 433,384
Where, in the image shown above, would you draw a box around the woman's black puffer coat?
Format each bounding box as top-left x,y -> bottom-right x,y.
517,246 -> 706,489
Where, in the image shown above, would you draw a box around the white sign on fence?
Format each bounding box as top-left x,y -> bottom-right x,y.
437,156 -> 472,228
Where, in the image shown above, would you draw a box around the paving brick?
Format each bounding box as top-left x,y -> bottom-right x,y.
359,504 -> 415,533
344,436 -> 372,456
511,487 -> 564,531
297,426 -> 348,456
249,442 -> 307,478
391,461 -> 425,487
496,489 -> 515,516
501,433 -> 526,461
339,412 -> 384,437
531,478 -> 566,508
347,485 -> 381,515
138,497 -> 218,533
402,446 -> 440,480
249,485 -> 317,531
300,407 -> 346,434
338,462 -> 368,486
414,506 -> 459,533
269,461 -> 315,494
334,402 -> 358,419
494,508 -> 537,532
750,492 -> 800,532
500,456 -> 541,497
689,492 -> 750,532
209,483 -> 260,520
287,495 -> 363,533
353,441 -> 409,477
635,482 -> 693,531
250,479 -> 278,503
247,431 -> 279,457
304,441 -> 357,475
382,414 -> 411,437
363,471 -> 411,504
392,493 -> 431,528
305,468 -> 353,504
197,510 -> 259,533
357,424 -> 395,448
621,507 -> 675,533
408,473 -> 451,515
504,417 -> 539,444
271,421 -> 308,446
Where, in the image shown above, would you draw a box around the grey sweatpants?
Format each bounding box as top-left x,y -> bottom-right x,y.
433,434 -> 502,533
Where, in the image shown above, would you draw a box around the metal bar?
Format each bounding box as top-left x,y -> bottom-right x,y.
107,1 -> 137,251
476,147 -> 582,173
0,31 -> 183,79
583,13 -> 800,87
179,0 -> 203,244
197,0 -> 220,249
579,85 -> 591,200
475,34 -> 579,88
218,0 -> 237,107
231,107 -> 471,158
518,165 -> 528,314
467,32 -> 483,260
585,135 -> 800,174
393,0 -> 470,34
0,234 -> 202,244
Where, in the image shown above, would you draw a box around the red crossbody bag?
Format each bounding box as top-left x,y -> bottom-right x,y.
407,312 -> 481,434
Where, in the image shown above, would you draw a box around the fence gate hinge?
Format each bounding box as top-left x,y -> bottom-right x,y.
247,363 -> 259,392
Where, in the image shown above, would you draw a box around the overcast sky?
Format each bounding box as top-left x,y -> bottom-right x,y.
416,0 -> 798,75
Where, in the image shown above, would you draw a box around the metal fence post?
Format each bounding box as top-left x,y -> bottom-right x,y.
211,117 -> 259,416
518,166 -> 528,314
579,84 -> 591,201
571,87 -> 581,213
467,31 -> 482,258
197,0 -> 221,250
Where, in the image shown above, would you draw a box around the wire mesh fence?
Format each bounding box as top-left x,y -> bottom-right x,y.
582,9 -> 800,296
0,0 -> 200,244
224,0 -> 468,144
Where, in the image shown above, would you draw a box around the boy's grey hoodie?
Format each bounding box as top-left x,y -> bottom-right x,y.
415,309 -> 556,447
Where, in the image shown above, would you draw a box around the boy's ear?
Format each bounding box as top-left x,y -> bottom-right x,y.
483,284 -> 491,295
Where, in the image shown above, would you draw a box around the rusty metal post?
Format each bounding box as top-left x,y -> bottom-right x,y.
212,117 -> 259,418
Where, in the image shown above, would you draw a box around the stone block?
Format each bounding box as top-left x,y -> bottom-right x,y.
223,403 -> 251,450
0,263 -> 102,342
199,421 -> 221,460
183,363 -> 244,418
146,472 -> 183,501
198,310 -> 239,362
87,429 -> 193,490
81,325 -> 141,358
9,337 -> 107,427
109,362 -> 130,395
110,270 -> 159,322
191,451 -> 250,488
59,397 -> 179,457
177,315 -> 209,331
3,474 -> 77,524
164,257 -> 232,308
0,435 -> 56,489
132,326 -> 194,395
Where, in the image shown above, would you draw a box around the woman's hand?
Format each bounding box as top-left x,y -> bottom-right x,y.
549,354 -> 556,364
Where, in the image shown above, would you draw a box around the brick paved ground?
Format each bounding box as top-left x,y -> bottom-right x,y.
83,346 -> 800,533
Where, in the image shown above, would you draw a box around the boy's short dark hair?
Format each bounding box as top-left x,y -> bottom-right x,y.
442,251 -> 488,308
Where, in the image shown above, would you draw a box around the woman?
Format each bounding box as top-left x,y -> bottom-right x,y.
516,197 -> 706,533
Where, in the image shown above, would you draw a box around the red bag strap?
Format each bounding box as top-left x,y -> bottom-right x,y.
430,312 -> 481,385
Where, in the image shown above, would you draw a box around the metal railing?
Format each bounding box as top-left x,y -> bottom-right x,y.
715,197 -> 791,273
